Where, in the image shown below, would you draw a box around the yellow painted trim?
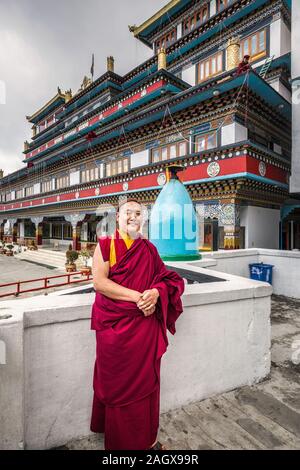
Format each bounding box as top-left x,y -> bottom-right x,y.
132,0 -> 181,37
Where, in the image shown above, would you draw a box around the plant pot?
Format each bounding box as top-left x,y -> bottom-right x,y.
6,251 -> 13,256
65,263 -> 77,273
0,248 -> 6,254
81,266 -> 92,276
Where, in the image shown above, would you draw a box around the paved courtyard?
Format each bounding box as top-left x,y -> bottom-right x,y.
0,255 -> 89,299
57,295 -> 300,450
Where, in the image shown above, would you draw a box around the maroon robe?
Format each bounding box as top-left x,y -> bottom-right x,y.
90,232 -> 184,450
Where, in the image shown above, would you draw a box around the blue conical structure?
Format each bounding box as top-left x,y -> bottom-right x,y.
150,165 -> 201,261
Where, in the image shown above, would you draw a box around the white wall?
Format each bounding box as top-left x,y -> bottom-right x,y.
210,0 -> 216,17
291,0 -> 300,193
200,248 -> 300,299
33,183 -> 41,195
240,206 -> 280,249
270,18 -> 291,59
69,170 -> 80,186
221,122 -> 248,146
269,78 -> 291,103
0,265 -> 271,449
181,64 -> 196,86
130,149 -> 149,168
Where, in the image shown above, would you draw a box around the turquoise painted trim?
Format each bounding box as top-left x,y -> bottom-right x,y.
281,205 -> 300,220
62,81 -> 122,116
3,170 -> 288,213
30,96 -> 65,124
166,0 -> 272,64
183,172 -> 289,189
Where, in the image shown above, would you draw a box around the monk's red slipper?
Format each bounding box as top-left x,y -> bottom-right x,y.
149,441 -> 167,450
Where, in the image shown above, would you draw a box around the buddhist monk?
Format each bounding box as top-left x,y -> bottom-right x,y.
90,198 -> 185,450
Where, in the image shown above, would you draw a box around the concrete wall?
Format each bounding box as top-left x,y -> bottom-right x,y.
240,206 -> 280,249
200,248 -> 300,299
270,17 -> 291,59
269,78 -> 291,103
130,150 -> 149,168
221,122 -> 248,146
0,265 -> 271,449
291,0 -> 300,193
182,64 -> 196,86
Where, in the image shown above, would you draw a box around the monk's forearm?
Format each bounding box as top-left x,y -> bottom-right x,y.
94,277 -> 141,303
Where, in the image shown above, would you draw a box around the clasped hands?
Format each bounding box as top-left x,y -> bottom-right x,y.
136,288 -> 159,317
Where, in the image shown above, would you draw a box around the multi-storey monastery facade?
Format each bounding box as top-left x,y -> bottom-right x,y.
0,0 -> 295,251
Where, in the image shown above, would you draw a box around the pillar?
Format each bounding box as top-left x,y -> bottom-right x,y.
31,217 -> 44,246
19,220 -> 25,244
64,213 -> 86,251
0,219 -> 6,241
12,222 -> 18,243
158,48 -> 167,70
219,200 -> 241,250
226,37 -> 240,71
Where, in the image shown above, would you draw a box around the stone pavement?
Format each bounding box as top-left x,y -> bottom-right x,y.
0,255 -> 90,299
57,295 -> 300,450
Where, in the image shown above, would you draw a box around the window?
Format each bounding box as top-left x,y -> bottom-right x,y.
16,189 -> 23,199
41,180 -> 52,193
240,29 -> 267,62
151,141 -> 188,163
217,0 -> 233,12
197,52 -> 223,83
25,186 -> 34,197
52,224 -> 62,239
63,224 -> 72,240
5,192 -> 11,202
106,157 -> 129,177
195,132 -> 217,152
80,166 -> 100,184
182,4 -> 209,35
56,175 -> 69,189
155,28 -> 177,53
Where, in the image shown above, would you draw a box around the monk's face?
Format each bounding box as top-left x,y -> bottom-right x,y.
117,202 -> 142,235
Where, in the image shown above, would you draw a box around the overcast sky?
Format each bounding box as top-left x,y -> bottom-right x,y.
0,0 -> 167,176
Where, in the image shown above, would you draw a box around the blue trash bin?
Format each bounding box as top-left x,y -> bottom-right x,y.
249,263 -> 274,285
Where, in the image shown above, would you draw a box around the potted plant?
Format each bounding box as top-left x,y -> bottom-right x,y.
28,239 -> 37,251
65,248 -> 79,273
6,244 -> 14,256
0,242 -> 6,254
79,249 -> 92,275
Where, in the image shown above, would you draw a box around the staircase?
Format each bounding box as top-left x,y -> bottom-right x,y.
15,248 -> 87,271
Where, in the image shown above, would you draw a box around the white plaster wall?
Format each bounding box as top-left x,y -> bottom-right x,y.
182,64 -> 196,86
292,0 -> 300,77
130,149 -> 149,168
221,122 -> 248,146
177,23 -> 182,39
0,266 -> 271,449
270,18 -> 291,59
240,206 -> 280,249
210,0 -> 216,17
291,0 -> 300,193
19,220 -> 25,238
269,79 -> 291,103
200,248 -> 300,298
70,170 -> 80,186
33,183 -> 41,195
10,191 -> 16,201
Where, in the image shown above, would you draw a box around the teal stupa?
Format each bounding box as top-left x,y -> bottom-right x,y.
150,165 -> 201,261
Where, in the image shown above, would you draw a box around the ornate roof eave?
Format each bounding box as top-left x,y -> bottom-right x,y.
22,69 -> 291,168
26,88 -> 66,124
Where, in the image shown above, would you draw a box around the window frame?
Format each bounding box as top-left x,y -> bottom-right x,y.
155,28 -> 177,53
150,140 -> 189,163
240,28 -> 267,63
182,3 -> 209,35
194,131 -> 218,152
196,51 -> 224,84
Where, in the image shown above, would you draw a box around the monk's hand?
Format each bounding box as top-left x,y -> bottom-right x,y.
137,288 -> 159,312
142,305 -> 156,317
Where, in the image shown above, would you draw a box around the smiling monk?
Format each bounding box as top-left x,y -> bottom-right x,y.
90,198 -> 184,450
